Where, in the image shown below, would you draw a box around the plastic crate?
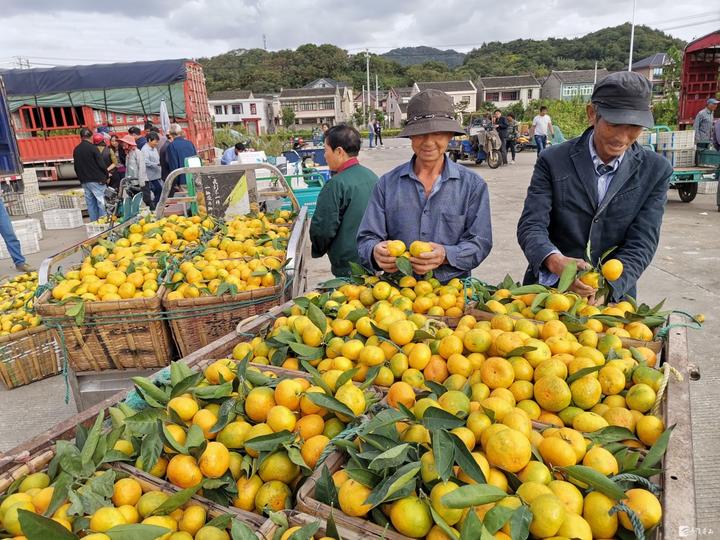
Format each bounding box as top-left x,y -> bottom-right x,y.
43,208 -> 84,229
0,229 -> 40,259
85,220 -> 111,238
658,130 -> 695,150
57,190 -> 88,210
280,186 -> 323,217
661,149 -> 695,167
12,218 -> 43,240
41,194 -> 60,211
5,195 -> 43,216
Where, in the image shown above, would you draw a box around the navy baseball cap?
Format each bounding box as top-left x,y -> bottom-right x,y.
591,72 -> 654,128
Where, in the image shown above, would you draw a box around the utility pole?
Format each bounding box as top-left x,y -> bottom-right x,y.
14,56 -> 30,69
628,0 -> 637,70
362,85 -> 366,128
594,60 -> 598,85
262,34 -> 267,51
365,50 -> 371,124
375,74 -> 379,110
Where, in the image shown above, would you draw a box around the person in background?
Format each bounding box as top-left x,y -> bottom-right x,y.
531,106 -> 554,155
159,132 -> 174,182
367,117 -> 375,148
517,72 -> 672,301
321,123 -> 330,135
506,113 -> 519,164
128,126 -> 145,150
120,135 -> 152,208
374,119 -> 383,146
493,109 -> 508,165
310,125 -> 378,277
693,97 -> 718,152
357,89 -> 493,281
221,142 -> 246,165
166,124 -> 197,189
142,132 -> 162,210
108,134 -> 124,190
0,198 -> 33,272
73,128 -> 108,222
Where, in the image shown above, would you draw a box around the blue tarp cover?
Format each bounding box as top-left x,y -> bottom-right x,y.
0,59 -> 188,95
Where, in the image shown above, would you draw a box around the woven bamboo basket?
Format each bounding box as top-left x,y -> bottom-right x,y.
0,325 -> 62,389
258,509 -> 387,540
296,451 -> 411,540
34,287 -> 175,372
162,277 -> 290,358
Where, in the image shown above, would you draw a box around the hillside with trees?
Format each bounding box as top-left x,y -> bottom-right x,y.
198,24 -> 685,93
381,46 -> 466,67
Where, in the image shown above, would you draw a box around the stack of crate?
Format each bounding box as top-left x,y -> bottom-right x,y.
658,130 -> 696,167
0,224 -> 40,259
5,169 -> 43,217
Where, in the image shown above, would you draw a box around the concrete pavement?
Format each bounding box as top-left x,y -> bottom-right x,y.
0,139 -> 718,536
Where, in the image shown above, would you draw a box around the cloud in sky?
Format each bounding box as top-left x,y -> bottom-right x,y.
0,0 -> 715,68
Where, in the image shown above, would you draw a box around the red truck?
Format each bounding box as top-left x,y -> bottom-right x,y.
679,30 -> 720,129
0,58 -> 213,181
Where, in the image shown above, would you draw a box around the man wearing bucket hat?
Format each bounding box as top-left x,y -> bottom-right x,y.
517,71 -> 673,301
357,89 -> 492,282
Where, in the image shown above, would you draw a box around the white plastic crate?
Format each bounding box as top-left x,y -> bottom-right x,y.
85,220 -> 111,238
43,208 -> 83,229
58,190 -> 88,211
41,194 -> 60,211
697,182 -> 718,195
661,149 -> 695,167
12,218 -> 43,240
6,195 -> 43,216
0,229 -> 40,259
658,130 -> 695,150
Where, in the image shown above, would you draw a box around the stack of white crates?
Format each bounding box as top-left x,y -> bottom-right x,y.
0,225 -> 40,260
5,169 -> 44,217
43,208 -> 84,229
658,130 -> 695,168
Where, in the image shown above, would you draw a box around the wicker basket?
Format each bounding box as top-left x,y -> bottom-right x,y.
34,288 -> 175,372
0,326 -> 62,389
258,510 -> 385,540
296,451 -> 411,540
162,278 -> 289,358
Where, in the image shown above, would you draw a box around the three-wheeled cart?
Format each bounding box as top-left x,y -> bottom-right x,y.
668,149 -> 720,206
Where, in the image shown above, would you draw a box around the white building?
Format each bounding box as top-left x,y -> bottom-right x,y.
386,87 -> 413,128
208,90 -> 274,135
412,81 -> 477,117
278,86 -> 354,127
476,75 -> 541,108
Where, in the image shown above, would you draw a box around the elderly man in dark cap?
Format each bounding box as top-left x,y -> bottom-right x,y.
357,90 -> 492,281
517,71 -> 673,301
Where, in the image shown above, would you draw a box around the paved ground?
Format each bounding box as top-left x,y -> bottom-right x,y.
1,139 -> 718,536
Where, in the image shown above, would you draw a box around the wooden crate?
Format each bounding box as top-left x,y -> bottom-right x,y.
0,325 -> 62,389
258,509 -> 387,540
35,288 -> 175,372
162,278 -> 289,358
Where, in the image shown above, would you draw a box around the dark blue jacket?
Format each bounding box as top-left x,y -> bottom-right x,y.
517,128 -> 672,300
166,136 -> 197,185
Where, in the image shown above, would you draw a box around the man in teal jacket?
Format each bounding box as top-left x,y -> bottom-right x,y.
310,125 -> 378,277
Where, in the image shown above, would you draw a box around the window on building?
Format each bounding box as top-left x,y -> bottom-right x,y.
562,85 -> 579,97
214,105 -> 223,115
231,104 -> 242,114
250,103 -> 257,115
652,67 -> 663,78
501,91 -> 519,101
485,92 -> 500,102
579,84 -> 594,96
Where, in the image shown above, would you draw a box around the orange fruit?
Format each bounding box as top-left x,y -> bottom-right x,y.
245,387 -> 276,422
295,414 -> 325,440
300,434 -> 330,468
199,441 -> 230,478
111,478 -> 142,507
167,455 -> 203,488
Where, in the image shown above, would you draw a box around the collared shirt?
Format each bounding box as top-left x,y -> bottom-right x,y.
538,132 -> 625,286
221,147 -> 238,165
335,157 -> 359,174
356,156 -> 492,283
588,132 -> 624,203
694,107 -> 714,143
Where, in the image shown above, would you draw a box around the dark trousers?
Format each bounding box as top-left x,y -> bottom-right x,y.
375,131 -> 383,145
149,179 -> 163,210
498,133 -> 508,164
506,138 -> 516,161
535,135 -> 548,154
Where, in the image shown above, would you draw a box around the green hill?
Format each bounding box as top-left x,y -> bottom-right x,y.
198,25 -> 685,93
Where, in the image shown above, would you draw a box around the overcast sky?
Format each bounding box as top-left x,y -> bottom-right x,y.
0,0 -> 716,68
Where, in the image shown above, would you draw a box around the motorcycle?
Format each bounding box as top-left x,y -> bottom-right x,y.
447,117 -> 502,169
513,134 -> 531,153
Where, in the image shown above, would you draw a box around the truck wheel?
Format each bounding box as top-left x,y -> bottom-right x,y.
487,150 -> 501,169
678,183 -> 698,202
